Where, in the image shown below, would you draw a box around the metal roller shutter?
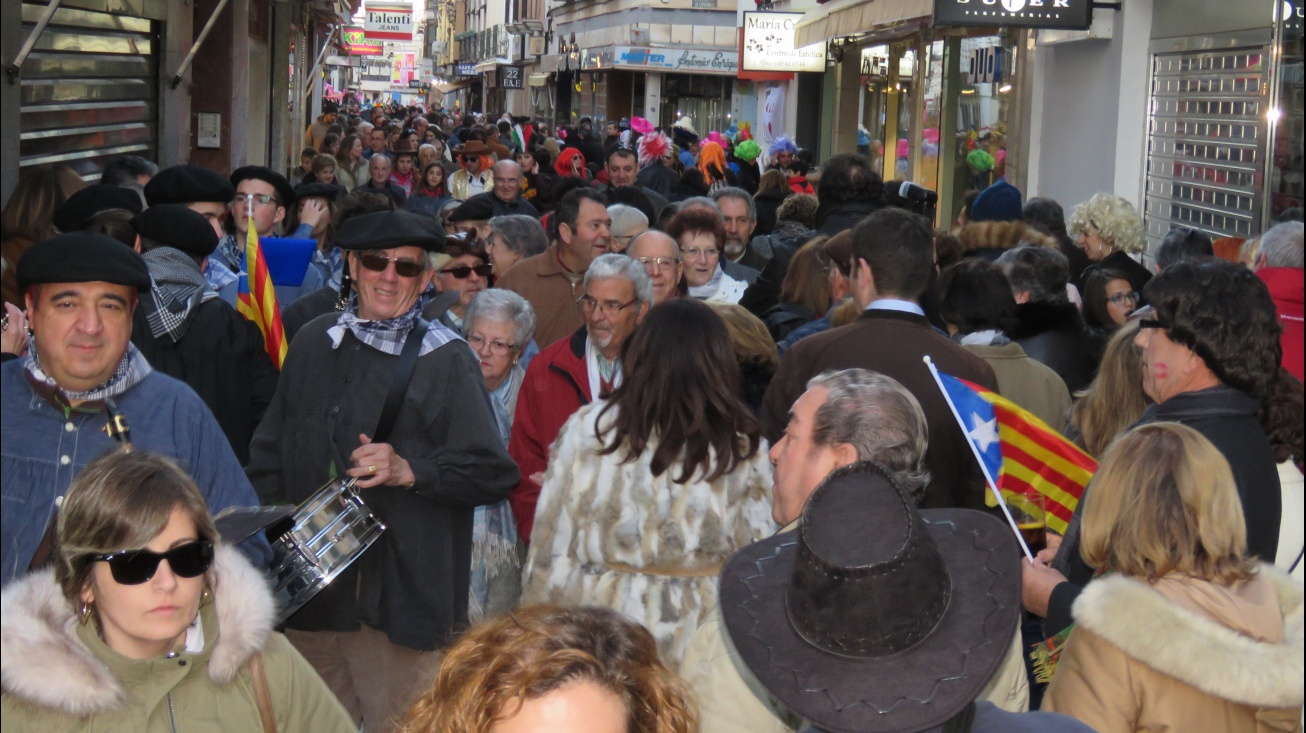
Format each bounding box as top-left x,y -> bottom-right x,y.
1144,45 -> 1268,249
18,1 -> 159,178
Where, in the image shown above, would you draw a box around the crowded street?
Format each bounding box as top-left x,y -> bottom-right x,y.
0,0 -> 1303,730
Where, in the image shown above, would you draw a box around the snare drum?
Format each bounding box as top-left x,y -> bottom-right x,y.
268,478 -> 386,623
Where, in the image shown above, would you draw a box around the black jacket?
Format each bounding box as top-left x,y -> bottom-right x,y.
636,164 -> 679,197
131,299 -> 279,465
1045,385 -> 1283,635
753,187 -> 789,236
738,223 -> 816,316
1083,250 -> 1154,305
351,180 -> 407,209
763,303 -> 819,343
246,315 -> 519,650
815,200 -> 882,236
1010,301 -> 1104,394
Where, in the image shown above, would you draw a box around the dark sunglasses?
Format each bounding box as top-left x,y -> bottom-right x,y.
358,253 -> 427,278
462,156 -> 479,163
440,263 -> 493,279
89,540 -> 214,585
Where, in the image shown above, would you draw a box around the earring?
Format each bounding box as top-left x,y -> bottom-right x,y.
78,600 -> 93,625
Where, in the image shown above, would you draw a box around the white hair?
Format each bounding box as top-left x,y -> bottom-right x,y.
1259,221 -> 1304,269
463,289 -> 537,350
584,253 -> 654,305
607,204 -> 649,237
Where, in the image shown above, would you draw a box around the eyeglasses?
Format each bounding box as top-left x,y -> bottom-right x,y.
462,156 -> 479,164
233,193 -> 278,207
577,295 -> 639,317
1138,318 -> 1167,331
440,264 -> 492,279
1107,291 -> 1139,306
682,247 -> 719,261
636,256 -> 678,270
89,540 -> 214,585
358,253 -> 428,278
467,333 -> 516,355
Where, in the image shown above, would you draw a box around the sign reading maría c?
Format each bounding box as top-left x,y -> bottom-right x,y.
741,12 -> 826,73
933,0 -> 1092,30
365,1 -> 414,42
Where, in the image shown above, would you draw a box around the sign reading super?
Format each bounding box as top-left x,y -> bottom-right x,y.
365,1 -> 414,42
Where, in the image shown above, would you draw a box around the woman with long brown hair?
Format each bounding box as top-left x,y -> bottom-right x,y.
521,299 -> 775,671
1066,320 -> 1151,457
1,163 -> 84,305
400,605 -> 697,733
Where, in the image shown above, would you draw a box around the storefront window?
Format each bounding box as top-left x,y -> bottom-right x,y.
663,75 -> 732,137
948,32 -> 1019,220
1269,4 -> 1303,219
858,43 -> 920,183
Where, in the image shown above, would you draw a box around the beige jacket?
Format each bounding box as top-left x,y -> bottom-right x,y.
679,522 -> 1031,732
964,341 -> 1073,429
1278,461 -> 1304,583
1043,565 -> 1304,733
449,168 -> 493,201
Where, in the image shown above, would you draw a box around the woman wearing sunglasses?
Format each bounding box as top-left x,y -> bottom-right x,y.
432,236 -> 492,331
0,451 -> 354,732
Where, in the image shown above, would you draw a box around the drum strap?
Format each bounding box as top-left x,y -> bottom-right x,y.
250,652 -> 278,733
373,317 -> 431,444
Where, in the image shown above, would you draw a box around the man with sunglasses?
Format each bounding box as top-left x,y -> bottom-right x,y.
1023,258 -> 1287,637
1,232 -> 270,585
449,140 -> 494,200
507,253 -> 652,545
247,210 -> 517,732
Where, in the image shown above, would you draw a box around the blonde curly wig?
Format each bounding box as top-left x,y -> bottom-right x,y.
1069,193 -> 1146,254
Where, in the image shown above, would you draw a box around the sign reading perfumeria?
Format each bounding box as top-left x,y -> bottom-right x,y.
933,0 -> 1092,30
742,12 -> 826,73
364,2 -> 414,42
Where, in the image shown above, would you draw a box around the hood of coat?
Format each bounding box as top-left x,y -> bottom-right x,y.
1071,564 -> 1304,709
1,545 -> 275,715
1257,267 -> 1304,313
958,221 -> 1059,258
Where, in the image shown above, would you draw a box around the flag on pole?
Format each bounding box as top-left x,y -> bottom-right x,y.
928,365 -> 1096,535
235,214 -> 288,368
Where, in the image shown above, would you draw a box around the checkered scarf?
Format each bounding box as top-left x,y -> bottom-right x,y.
26,341 -> 153,403
140,248 -> 219,342
327,302 -> 462,356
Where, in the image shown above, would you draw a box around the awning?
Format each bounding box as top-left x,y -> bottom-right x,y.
794,0 -> 931,48
434,77 -> 480,95
528,72 -> 550,87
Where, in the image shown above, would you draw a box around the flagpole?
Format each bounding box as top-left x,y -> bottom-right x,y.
923,355 -> 1035,562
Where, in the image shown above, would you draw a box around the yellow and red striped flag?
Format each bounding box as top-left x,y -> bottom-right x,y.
235,215 -> 288,368
929,366 -> 1097,535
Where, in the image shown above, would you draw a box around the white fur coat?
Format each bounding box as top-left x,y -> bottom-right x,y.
522,402 -> 776,670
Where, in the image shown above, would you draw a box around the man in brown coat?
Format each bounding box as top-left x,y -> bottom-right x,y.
761,207 -> 999,510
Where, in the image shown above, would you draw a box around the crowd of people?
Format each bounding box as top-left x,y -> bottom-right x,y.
0,97 -> 1302,733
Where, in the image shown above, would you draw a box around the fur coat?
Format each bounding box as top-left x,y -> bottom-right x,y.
0,546 -> 354,733
1043,565 -> 1304,733
521,402 -> 776,671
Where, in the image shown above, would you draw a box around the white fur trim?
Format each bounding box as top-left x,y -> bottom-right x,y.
1071,564 -> 1304,708
0,545 -> 276,714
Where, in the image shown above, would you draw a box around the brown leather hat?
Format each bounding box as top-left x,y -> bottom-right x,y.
718,462 -> 1021,733
823,228 -> 854,276
456,140 -> 491,157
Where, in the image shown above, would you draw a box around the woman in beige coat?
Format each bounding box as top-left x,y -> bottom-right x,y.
1043,423 -> 1304,733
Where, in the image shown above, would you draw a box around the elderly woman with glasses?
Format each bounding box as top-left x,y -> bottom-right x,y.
460,289 -> 538,621
665,206 -> 748,304
0,451 -> 355,731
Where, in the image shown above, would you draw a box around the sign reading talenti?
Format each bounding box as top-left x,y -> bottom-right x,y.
933,0 -> 1092,30
741,12 -> 826,73
364,2 -> 414,42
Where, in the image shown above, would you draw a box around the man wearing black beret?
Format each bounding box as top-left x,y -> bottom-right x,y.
247,210 -> 518,730
0,232 -> 270,585
128,205 -> 279,465
144,164 -> 236,239
51,184 -> 144,234
208,166 -> 324,307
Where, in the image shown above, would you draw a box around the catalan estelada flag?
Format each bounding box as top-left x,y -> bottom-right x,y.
235,216 -> 288,368
928,365 -> 1096,535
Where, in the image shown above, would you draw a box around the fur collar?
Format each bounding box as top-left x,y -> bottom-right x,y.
1,545 -> 275,715
1071,565 -> 1304,708
958,221 -> 1058,255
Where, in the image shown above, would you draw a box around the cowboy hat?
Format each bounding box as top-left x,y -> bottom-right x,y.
719,462 -> 1021,733
455,140 -> 491,157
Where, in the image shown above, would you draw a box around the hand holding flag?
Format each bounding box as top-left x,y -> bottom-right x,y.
235,209 -> 289,368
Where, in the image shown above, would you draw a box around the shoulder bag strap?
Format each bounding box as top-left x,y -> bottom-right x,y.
372,317 -> 431,444
249,652 -> 278,733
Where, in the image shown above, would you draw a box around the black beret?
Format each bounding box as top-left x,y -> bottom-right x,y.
144,165 -> 235,206
230,166 -> 296,209
52,185 -> 143,233
446,193 -> 496,222
131,204 -> 220,258
17,231 -> 152,293
335,211 -> 445,252
294,181 -> 343,202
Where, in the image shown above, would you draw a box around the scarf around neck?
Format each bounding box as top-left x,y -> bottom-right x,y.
327,303 -> 461,357
26,341 -> 153,403
687,264 -> 725,299
141,247 -> 218,342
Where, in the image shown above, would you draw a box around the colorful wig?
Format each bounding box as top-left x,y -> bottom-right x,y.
638,132 -> 671,168
767,135 -> 798,157
698,141 -> 729,183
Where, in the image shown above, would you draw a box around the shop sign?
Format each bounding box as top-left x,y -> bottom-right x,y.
741,12 -> 826,73
933,0 -> 1092,30
612,46 -> 738,75
692,0 -> 718,7
455,62 -> 477,76
499,65 -> 524,89
967,47 -> 1002,84
344,27 -> 384,56
364,2 -> 414,42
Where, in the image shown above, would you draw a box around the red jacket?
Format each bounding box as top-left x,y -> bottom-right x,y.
1258,267 -> 1304,382
507,328 -> 591,543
